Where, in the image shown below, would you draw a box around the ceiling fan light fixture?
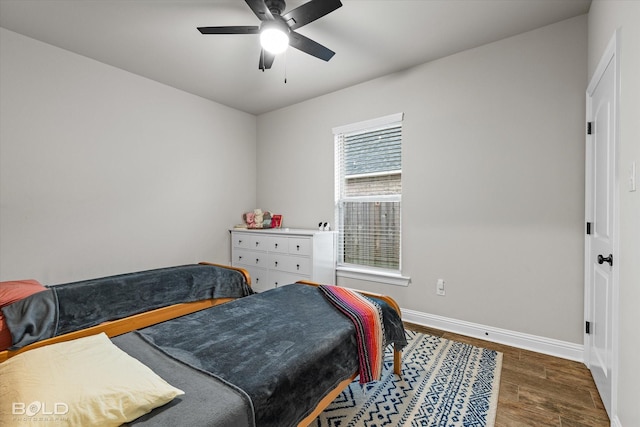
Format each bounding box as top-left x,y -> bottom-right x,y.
260,22 -> 290,54
198,0 -> 342,70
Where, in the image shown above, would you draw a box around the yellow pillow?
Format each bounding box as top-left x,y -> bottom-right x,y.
0,333 -> 184,426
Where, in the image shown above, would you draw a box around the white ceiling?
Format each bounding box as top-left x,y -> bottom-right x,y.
0,0 -> 591,115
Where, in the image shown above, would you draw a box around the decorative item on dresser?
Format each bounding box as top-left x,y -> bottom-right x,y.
230,228 -> 336,292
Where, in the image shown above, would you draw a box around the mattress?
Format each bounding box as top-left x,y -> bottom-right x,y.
121,284 -> 406,427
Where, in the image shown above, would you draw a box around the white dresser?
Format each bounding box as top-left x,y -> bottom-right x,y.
230,228 -> 336,292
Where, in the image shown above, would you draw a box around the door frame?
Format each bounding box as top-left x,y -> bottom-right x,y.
584,29 -> 620,420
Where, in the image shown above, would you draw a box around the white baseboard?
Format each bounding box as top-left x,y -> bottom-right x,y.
402,309 -> 584,363
611,415 -> 622,427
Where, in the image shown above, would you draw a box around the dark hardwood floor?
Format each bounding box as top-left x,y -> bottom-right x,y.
404,322 -> 610,427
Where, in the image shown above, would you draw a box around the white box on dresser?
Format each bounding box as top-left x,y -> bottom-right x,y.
230,228 -> 336,292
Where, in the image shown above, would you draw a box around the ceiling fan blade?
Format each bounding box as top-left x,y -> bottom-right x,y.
282,0 -> 342,30
289,31 -> 335,62
245,0 -> 274,21
198,26 -> 260,35
259,49 -> 276,70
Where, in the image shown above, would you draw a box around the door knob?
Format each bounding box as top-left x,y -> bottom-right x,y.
597,254 -> 613,266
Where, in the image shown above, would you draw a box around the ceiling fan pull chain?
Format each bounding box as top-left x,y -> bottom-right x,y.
284,50 -> 288,83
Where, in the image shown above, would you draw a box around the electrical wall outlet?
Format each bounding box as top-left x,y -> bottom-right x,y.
436,279 -> 445,296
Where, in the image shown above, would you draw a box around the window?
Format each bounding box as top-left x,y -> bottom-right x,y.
334,113 -> 407,285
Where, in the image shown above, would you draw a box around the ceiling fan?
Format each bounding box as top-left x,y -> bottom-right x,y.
198,0 -> 342,71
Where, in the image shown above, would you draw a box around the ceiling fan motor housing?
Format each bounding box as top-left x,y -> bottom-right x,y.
265,0 -> 286,16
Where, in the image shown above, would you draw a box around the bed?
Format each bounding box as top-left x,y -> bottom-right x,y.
0,263 -> 406,427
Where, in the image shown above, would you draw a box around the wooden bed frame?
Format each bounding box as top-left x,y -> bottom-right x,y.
0,262 -> 248,363
0,263 -> 404,426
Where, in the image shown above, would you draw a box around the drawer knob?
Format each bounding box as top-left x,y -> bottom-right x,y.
296,264 -> 300,270
275,243 -> 278,248
256,242 -> 259,247
296,245 -> 300,251
274,261 -> 278,267
239,256 -> 243,260
256,258 -> 259,264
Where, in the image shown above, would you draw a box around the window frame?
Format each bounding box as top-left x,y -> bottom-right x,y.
333,113 -> 410,287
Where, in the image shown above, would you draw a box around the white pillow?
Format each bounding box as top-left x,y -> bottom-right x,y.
0,333 -> 184,426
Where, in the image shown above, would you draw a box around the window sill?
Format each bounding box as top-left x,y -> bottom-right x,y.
336,266 -> 410,287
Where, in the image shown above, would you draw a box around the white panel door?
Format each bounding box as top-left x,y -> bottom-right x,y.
586,40 -> 617,418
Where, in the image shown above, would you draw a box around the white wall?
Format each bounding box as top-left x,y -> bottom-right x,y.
0,28 -> 257,284
588,2 -> 640,426
257,16 -> 587,344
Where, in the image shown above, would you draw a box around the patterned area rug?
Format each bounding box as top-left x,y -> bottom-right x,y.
313,330 -> 502,427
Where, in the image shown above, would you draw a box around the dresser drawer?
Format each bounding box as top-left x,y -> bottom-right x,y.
233,249 -> 267,268
251,235 -> 269,251
232,234 -> 251,249
268,254 -> 312,275
268,236 -> 289,253
285,256 -> 311,275
288,237 -> 311,256
243,266 -> 268,292
268,271 -> 307,288
232,234 -> 268,251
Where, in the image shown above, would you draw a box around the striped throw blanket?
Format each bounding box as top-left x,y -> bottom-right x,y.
318,285 -> 385,384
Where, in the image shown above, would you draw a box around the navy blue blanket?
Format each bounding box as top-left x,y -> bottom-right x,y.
135,284 -> 406,427
2,264 -> 253,349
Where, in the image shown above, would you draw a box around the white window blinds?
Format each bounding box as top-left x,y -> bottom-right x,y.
334,113 -> 403,272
